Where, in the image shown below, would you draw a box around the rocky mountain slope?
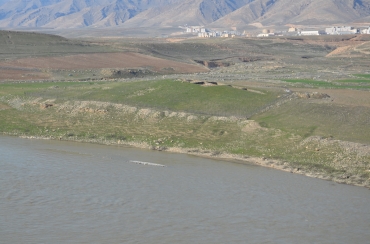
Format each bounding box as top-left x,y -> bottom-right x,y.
0,0 -> 369,29
211,0 -> 370,27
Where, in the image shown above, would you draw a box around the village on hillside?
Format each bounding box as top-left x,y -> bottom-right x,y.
180,25 -> 370,38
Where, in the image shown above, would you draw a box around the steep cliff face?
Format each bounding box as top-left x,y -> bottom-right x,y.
0,0 -> 369,28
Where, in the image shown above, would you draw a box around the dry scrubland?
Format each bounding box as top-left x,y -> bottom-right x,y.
0,30 -> 369,187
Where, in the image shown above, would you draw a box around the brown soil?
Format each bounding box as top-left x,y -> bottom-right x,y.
165,38 -> 187,43
0,103 -> 11,110
326,46 -> 353,57
0,68 -> 51,80
0,52 -> 208,79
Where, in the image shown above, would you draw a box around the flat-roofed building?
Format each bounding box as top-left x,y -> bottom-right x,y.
326,26 -> 357,35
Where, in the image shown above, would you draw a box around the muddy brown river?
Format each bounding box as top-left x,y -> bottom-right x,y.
1,136 -> 369,243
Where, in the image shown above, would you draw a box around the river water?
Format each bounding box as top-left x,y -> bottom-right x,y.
1,136 -> 369,243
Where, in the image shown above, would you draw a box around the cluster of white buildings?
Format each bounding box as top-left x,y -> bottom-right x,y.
325,26 -> 358,35
257,26 -> 370,37
198,31 -> 241,38
181,25 -> 370,38
185,26 -> 206,34
182,25 -> 242,38
325,26 -> 369,35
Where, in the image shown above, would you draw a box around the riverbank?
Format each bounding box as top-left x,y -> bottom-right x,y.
1,81 -> 369,189
11,133 -> 370,189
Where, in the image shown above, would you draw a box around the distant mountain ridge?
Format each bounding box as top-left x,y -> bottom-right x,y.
210,0 -> 370,28
0,0 -> 370,29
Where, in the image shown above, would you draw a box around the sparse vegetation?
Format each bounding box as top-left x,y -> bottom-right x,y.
0,31 -> 369,187
334,79 -> 370,83
0,30 -> 114,60
353,74 -> 370,79
282,78 -> 370,89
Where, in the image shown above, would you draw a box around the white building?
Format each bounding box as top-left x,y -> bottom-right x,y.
209,31 -> 219,37
185,26 -> 204,33
198,32 -> 210,38
326,26 -> 358,35
198,31 -> 219,38
257,33 -> 275,37
300,30 -> 325,36
361,27 -> 370,34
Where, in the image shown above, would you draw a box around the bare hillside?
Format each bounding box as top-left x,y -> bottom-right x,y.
0,0 -> 369,29
211,0 -> 370,28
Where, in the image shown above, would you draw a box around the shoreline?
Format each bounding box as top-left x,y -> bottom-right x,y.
11,134 -> 370,189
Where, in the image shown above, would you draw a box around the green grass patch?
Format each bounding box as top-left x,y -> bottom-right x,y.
0,81 -> 86,96
253,100 -> 370,144
353,74 -> 370,79
0,108 -> 42,135
283,79 -> 335,87
334,79 -> 370,83
21,79 -> 281,117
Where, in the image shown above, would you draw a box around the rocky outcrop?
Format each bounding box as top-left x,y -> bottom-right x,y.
296,92 -> 330,99
100,68 -> 155,78
194,60 -> 233,68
